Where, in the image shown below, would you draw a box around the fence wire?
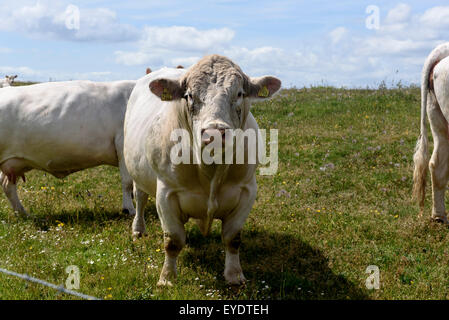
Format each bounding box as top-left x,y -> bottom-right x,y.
0,267 -> 101,300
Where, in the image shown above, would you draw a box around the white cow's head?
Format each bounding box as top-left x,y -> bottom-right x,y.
149,55 -> 281,147
5,75 -> 17,86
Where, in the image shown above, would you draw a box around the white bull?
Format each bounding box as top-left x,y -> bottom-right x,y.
413,42 -> 449,223
0,80 -> 136,216
0,75 -> 17,88
124,54 -> 281,286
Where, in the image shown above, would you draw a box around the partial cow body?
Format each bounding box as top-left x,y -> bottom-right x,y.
0,75 -> 17,88
124,55 -> 281,286
0,80 -> 136,216
413,42 -> 449,223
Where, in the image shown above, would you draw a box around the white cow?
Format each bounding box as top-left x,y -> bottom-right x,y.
124,54 -> 281,286
0,80 -> 136,216
0,75 -> 17,88
414,42 -> 449,223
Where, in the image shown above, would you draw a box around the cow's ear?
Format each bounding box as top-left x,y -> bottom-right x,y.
13,75 -> 17,79
149,78 -> 185,101
247,76 -> 281,100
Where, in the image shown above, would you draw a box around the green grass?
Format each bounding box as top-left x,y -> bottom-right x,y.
0,85 -> 445,300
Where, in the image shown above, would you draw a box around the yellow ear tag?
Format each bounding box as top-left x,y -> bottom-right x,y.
161,88 -> 173,101
258,86 -> 269,98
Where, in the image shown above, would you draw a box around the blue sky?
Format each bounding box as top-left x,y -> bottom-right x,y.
1,0 -> 449,87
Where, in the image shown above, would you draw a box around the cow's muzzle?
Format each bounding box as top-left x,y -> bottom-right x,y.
201,127 -> 229,146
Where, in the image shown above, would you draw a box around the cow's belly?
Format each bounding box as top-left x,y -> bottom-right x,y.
176,186 -> 242,220
42,152 -> 118,176
0,144 -> 118,179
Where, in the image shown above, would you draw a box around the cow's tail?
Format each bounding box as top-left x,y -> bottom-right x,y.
412,75 -> 429,211
413,42 -> 449,211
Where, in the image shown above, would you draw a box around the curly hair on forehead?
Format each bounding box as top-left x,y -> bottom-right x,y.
181,54 -> 250,94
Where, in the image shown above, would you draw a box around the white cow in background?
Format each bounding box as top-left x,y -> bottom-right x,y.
414,42 -> 449,223
124,54 -> 281,286
0,80 -> 136,216
0,75 -> 17,88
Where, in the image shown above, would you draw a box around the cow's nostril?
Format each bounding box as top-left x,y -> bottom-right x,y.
202,128 -> 229,146
203,137 -> 214,146
220,130 -> 226,142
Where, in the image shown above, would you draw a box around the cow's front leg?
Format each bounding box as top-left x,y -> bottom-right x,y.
156,183 -> 186,287
132,185 -> 148,239
158,228 -> 185,287
221,181 -> 256,285
0,172 -> 28,217
118,160 -> 136,215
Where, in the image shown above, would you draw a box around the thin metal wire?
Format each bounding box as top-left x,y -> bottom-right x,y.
0,267 -> 101,300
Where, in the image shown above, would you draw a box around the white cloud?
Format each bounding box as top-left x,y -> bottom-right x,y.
114,26 -> 235,68
110,3 -> 449,87
170,56 -> 200,67
385,3 -> 411,24
114,51 -> 164,67
0,0 -> 139,42
140,26 -> 234,52
307,4 -> 449,87
3,2 -> 449,87
0,65 -> 41,79
329,27 -> 347,45
225,46 -> 317,73
420,6 -> 449,27
356,38 -> 429,56
0,64 -> 121,82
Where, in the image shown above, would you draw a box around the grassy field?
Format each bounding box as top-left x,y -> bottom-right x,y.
1,84 -> 447,300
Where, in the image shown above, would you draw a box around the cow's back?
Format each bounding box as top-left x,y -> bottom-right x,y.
0,80 -> 136,175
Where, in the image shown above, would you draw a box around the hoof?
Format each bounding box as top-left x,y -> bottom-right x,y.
122,208 -> 136,216
132,231 -> 146,240
432,216 -> 449,224
225,272 -> 246,286
14,209 -> 29,218
157,279 -> 173,287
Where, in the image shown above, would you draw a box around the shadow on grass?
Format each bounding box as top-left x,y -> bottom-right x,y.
181,227 -> 369,300
22,203 -> 369,299
27,203 -> 159,231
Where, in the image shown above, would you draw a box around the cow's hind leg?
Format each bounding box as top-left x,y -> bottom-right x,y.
0,172 -> 28,216
132,185 -> 148,239
428,91 -> 449,223
118,160 -> 136,215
